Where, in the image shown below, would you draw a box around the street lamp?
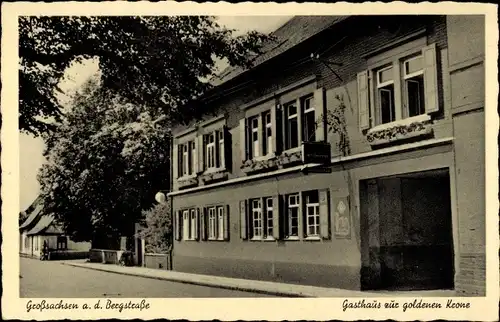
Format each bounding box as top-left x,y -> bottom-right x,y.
155,191 -> 167,204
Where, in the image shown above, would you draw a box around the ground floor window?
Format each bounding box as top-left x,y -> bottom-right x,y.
304,190 -> 320,237
287,193 -> 300,238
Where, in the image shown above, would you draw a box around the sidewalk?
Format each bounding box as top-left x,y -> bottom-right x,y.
61,260 -> 456,298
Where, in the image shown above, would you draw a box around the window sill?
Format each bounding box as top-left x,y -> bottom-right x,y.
304,236 -> 321,241
207,238 -> 227,242
284,236 -> 300,241
177,176 -> 199,189
253,153 -> 276,162
250,237 -> 276,242
202,167 -> 227,175
178,174 -> 197,181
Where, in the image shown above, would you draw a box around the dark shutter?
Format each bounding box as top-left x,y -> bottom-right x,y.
279,195 -> 288,239
275,104 -> 283,154
197,135 -> 205,172
175,210 -> 182,241
215,130 -> 221,168
319,189 -> 331,240
239,200 -> 248,240
200,208 -> 207,241
272,195 -> 281,239
239,119 -> 248,162
173,144 -> 179,179
224,205 -> 230,241
357,71 -> 370,130
194,209 -> 200,241
223,126 -> 232,171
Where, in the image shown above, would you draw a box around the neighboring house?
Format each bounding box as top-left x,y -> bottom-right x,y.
168,15 -> 485,296
19,197 -> 91,257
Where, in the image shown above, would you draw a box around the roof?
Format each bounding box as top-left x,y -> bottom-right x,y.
211,15 -> 349,87
26,214 -> 64,236
19,203 -> 44,231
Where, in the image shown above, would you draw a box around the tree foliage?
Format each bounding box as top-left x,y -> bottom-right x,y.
38,78 -> 172,241
140,201 -> 172,254
19,16 -> 269,135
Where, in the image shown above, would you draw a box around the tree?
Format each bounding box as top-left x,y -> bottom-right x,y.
140,201 -> 172,254
38,78 -> 173,241
19,16 -> 269,136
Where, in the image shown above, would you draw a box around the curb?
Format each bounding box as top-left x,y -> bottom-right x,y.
61,262 -> 309,297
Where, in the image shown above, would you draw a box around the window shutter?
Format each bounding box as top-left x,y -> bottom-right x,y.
194,209 -> 200,241
272,195 -> 281,239
319,189 -> 331,240
279,196 -> 288,239
314,88 -> 326,142
239,200 -> 248,240
199,208 -> 207,241
422,43 -> 439,114
197,135 -> 204,173
223,126 -> 232,171
239,118 -> 248,162
357,71 -> 370,130
173,144 -> 179,179
192,139 -> 198,174
223,205 -> 230,241
272,104 -> 282,154
175,210 -> 182,241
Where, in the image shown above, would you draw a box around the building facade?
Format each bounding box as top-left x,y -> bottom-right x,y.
168,15 -> 485,295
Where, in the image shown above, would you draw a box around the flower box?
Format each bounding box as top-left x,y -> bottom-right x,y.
366,117 -> 433,147
177,176 -> 198,189
199,169 -> 228,184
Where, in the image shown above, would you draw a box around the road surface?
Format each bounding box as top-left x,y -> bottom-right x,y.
20,257 -> 273,298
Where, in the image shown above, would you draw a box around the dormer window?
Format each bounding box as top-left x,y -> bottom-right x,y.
285,101 -> 299,150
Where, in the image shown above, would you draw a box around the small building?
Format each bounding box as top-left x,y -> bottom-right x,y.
19,197 -> 90,258
168,15 -> 485,296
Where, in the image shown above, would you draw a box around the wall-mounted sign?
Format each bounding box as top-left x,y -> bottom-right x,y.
333,196 -> 351,239
302,141 -> 332,164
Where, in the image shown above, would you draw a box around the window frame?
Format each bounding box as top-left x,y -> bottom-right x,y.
207,206 -> 217,240
301,95 -> 316,143
217,206 -> 225,240
286,193 -> 300,239
263,111 -> 273,156
304,191 -> 320,238
182,209 -> 191,241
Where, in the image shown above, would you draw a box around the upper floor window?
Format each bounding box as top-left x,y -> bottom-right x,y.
178,140 -> 195,177
403,55 -> 425,117
263,112 -> 273,156
239,85 -> 326,163
358,42 -> 439,131
204,129 -> 225,171
285,101 -> 299,150
302,96 -> 316,142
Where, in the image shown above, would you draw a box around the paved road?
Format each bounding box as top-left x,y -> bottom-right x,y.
20,257 -> 273,298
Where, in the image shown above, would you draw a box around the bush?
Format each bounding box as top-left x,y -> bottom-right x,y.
140,200 -> 172,254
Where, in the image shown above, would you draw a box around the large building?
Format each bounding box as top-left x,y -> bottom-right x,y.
167,15 -> 485,296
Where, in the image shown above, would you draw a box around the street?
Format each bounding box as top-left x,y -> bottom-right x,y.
20,257 -> 274,298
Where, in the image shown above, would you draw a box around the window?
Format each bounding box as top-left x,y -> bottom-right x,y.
208,207 -> 217,240
249,116 -> 260,158
265,197 -> 274,238
285,102 -> 299,150
358,43 -> 439,131
190,209 -> 197,240
206,133 -> 216,169
376,66 -> 396,124
287,193 -> 300,237
178,141 -> 195,177
203,129 -> 226,171
304,191 -> 320,237
263,112 -> 273,156
302,96 -> 316,142
251,199 -> 263,238
182,210 -> 190,240
403,56 -> 425,117
217,206 -> 225,240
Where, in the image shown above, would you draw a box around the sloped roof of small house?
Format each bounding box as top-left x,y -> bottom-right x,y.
210,15 -> 349,87
26,214 -> 64,236
19,202 -> 44,231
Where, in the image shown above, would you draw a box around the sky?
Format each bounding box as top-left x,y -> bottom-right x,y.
19,15 -> 292,211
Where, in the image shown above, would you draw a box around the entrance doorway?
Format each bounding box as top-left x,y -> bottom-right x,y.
360,169 -> 454,291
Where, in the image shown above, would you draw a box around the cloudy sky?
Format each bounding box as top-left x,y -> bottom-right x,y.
19,15 -> 292,211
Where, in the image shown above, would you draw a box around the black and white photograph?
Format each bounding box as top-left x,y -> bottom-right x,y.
2,1 -> 498,321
